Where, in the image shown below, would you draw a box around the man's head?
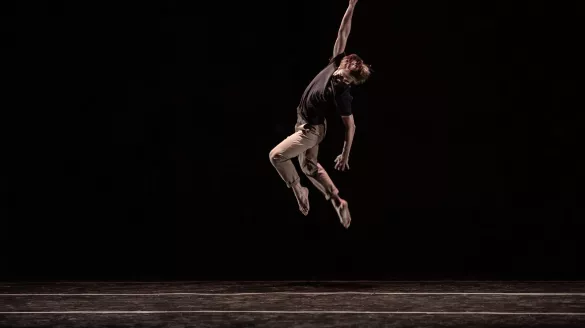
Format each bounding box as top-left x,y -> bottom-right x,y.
334,54 -> 371,86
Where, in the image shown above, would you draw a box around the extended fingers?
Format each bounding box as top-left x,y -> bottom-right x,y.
334,160 -> 350,171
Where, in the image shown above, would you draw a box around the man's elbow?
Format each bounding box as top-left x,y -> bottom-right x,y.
337,32 -> 349,44
334,38 -> 347,53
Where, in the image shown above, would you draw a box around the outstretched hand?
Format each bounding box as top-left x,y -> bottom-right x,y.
334,154 -> 350,171
349,0 -> 358,6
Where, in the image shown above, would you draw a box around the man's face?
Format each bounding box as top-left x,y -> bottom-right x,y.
347,60 -> 360,71
340,56 -> 362,71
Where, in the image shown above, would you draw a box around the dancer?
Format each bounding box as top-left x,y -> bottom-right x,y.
269,0 -> 371,229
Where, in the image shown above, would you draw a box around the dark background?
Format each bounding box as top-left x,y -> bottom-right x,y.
2,0 -> 583,281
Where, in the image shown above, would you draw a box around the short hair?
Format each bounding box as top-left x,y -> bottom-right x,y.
342,54 -> 372,85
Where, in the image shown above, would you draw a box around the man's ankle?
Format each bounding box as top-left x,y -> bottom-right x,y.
292,183 -> 303,194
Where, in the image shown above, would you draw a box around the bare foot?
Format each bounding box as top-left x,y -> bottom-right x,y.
333,199 -> 351,229
295,186 -> 310,216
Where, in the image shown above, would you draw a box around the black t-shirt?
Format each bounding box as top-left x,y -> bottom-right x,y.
297,53 -> 353,125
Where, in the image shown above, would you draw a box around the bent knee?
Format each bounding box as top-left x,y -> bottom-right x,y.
269,149 -> 284,164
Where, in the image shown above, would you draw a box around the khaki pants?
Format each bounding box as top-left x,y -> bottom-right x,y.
269,119 -> 339,201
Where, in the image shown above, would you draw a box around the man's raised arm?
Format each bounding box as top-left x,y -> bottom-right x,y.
333,0 -> 358,58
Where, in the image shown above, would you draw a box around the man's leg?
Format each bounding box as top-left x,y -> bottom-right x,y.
299,140 -> 351,229
299,144 -> 339,201
269,126 -> 319,215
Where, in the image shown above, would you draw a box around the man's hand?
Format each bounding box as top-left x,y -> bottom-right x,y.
349,0 -> 358,6
334,154 -> 350,171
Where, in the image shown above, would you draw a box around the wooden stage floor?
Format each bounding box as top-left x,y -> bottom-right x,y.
1,281 -> 584,327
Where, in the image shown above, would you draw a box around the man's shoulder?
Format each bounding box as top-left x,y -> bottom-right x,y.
334,83 -> 352,95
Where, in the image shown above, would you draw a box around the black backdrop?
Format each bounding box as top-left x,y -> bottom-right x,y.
2,0 -> 583,281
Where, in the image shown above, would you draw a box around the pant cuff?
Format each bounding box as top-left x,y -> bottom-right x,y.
324,189 -> 339,201
286,176 -> 300,188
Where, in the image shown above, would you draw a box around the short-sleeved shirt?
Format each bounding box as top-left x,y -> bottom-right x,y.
297,53 -> 353,125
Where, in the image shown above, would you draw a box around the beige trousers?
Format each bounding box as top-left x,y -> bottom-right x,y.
269,120 -> 339,201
